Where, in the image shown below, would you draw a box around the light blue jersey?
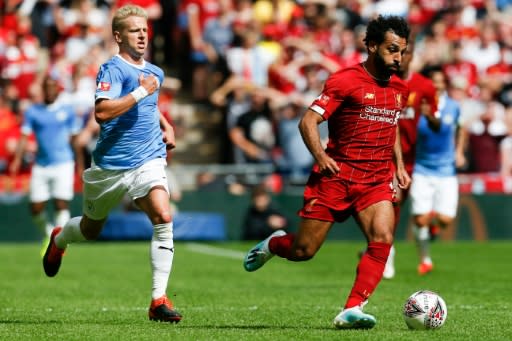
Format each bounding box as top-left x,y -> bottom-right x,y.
414,93 -> 460,177
22,102 -> 80,167
94,55 -> 165,170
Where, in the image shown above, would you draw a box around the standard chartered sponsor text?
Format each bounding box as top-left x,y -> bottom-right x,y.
360,106 -> 400,124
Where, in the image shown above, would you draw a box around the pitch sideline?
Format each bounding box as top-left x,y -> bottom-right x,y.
184,242 -> 245,260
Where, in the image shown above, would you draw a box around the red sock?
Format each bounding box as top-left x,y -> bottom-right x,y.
269,233 -> 295,259
344,242 -> 391,309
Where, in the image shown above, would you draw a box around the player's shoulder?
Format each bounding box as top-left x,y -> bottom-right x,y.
410,72 -> 430,83
329,63 -> 363,79
390,74 -> 409,92
324,63 -> 364,90
409,72 -> 435,90
97,56 -> 124,77
144,60 -> 165,78
445,95 -> 460,110
24,103 -> 44,115
101,55 -> 121,68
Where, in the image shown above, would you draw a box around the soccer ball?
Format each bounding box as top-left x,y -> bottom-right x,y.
403,290 -> 447,330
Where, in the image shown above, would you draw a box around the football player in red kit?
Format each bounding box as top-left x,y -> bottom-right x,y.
381,43 -> 439,279
243,15 -> 411,329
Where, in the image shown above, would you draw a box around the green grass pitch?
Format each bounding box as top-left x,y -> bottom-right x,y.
0,240 -> 510,340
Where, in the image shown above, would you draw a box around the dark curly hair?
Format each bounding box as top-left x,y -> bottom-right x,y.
364,15 -> 410,48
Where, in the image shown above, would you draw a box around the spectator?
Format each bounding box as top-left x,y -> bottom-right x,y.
499,106 -> 512,176
0,14 -> 40,101
462,19 -> 501,74
228,86 -> 280,165
443,41 -> 479,98
178,0 -> 220,102
226,27 -> 277,87
465,85 -> 508,172
241,184 -> 288,240
201,0 -> 236,91
0,88 -> 21,175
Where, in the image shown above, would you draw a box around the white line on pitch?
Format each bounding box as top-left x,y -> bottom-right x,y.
184,243 -> 245,260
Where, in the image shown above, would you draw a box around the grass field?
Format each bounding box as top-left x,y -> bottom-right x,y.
1,240 -> 511,341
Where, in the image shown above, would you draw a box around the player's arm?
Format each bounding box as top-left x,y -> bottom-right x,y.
420,97 -> 441,132
160,112 -> 176,150
95,74 -> 159,123
9,133 -> 29,175
298,109 -> 339,176
393,126 -> 411,189
455,123 -> 467,169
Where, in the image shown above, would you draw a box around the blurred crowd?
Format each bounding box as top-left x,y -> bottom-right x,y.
2,0 -> 512,193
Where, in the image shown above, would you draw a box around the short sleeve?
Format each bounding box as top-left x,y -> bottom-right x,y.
309,73 -> 345,120
95,64 -> 124,101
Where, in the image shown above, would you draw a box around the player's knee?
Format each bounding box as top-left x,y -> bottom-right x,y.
151,211 -> 172,225
438,215 -> 454,228
290,245 -> 316,261
370,231 -> 394,244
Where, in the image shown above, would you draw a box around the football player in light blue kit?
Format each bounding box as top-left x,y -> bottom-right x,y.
410,67 -> 467,275
10,76 -> 81,253
42,5 -> 182,323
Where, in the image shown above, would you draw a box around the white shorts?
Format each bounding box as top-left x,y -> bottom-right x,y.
82,158 -> 169,220
410,173 -> 459,218
30,161 -> 75,202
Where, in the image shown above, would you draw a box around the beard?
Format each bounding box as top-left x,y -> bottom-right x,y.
375,51 -> 400,78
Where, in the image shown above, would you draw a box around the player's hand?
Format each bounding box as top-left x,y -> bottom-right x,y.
316,154 -> 340,177
162,125 -> 176,150
138,74 -> 160,95
8,158 -> 21,175
420,98 -> 432,116
395,165 -> 411,190
455,151 -> 466,169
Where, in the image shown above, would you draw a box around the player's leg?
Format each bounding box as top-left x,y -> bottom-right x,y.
29,165 -> 53,240
422,175 -> 458,272
243,217 -> 332,271
410,173 -> 436,274
334,201 -> 394,329
43,166 -> 124,277
130,159 -> 181,323
276,218 -> 332,260
334,180 -> 395,330
30,201 -> 51,236
51,161 -> 75,230
374,175 -> 406,279
433,175 -> 458,230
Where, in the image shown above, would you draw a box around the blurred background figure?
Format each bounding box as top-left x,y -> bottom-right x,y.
241,184 -> 288,240
410,66 -> 466,275
9,76 -> 82,254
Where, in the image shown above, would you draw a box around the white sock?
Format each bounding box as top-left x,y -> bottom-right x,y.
414,225 -> 431,264
151,222 -> 174,300
386,245 -> 395,267
55,209 -> 71,228
55,216 -> 86,249
32,212 -> 49,238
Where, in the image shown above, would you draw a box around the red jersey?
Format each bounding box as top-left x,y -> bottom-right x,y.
398,72 -> 437,172
309,63 -> 408,183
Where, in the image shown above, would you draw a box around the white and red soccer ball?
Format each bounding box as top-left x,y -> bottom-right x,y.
403,290 -> 448,330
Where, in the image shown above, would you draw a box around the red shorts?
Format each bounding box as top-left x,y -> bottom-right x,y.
298,172 -> 395,223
